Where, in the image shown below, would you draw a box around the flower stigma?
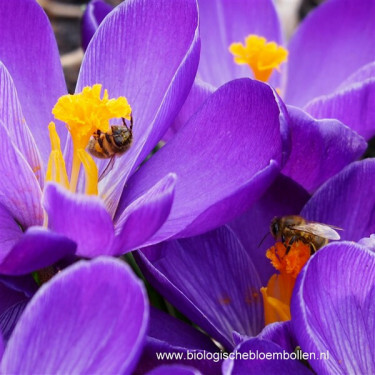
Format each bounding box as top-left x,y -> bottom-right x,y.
46,84 -> 132,195
229,35 -> 288,82
261,241 -> 310,325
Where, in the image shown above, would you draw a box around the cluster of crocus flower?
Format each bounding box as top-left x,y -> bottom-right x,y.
0,0 -> 374,373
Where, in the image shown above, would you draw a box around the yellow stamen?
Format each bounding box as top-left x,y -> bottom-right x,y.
261,241 -> 311,325
229,35 -> 288,82
77,149 -> 98,195
46,122 -> 69,190
49,84 -> 132,194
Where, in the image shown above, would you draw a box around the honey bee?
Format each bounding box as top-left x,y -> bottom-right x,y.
270,215 -> 341,254
88,116 -> 133,159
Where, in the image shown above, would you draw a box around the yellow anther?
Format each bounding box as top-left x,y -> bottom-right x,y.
46,122 -> 69,190
77,149 -> 98,195
52,84 -> 132,150
229,35 -> 288,82
48,84 -> 132,195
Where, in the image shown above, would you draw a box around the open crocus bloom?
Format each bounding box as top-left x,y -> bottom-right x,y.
132,158 -> 375,372
0,0 -> 293,277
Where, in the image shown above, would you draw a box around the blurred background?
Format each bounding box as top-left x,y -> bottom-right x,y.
37,0 -> 325,93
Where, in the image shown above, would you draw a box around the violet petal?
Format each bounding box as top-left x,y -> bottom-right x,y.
43,183 -> 115,257
282,106 -> 366,192
147,365 -> 202,375
337,62 -> 375,89
0,0 -> 67,164
81,0 -> 112,50
114,174 -> 176,254
134,307 -> 220,375
305,78 -> 375,141
301,159 -> 375,241
163,79 -> 214,142
136,226 -> 264,349
285,0 -> 375,106
0,63 -> 44,186
1,257 -> 149,374
292,243 -> 375,374
222,338 -> 312,374
0,121 -> 43,228
0,227 -> 76,275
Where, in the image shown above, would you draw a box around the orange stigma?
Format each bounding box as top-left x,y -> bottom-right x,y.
261,241 -> 311,325
229,35 -> 288,82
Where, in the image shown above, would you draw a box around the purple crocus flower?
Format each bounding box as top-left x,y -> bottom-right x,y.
0,0 -> 290,278
133,157 -> 375,372
223,240 -> 375,374
195,0 -> 375,193
196,0 -> 375,136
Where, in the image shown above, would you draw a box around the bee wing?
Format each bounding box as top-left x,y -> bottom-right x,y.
291,223 -> 341,240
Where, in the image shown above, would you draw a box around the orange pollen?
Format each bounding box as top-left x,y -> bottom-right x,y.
266,241 -> 311,279
261,241 -> 312,325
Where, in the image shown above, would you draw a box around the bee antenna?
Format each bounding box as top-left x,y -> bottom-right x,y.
257,231 -> 270,248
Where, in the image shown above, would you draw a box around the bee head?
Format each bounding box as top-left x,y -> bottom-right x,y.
111,125 -> 132,148
270,217 -> 280,238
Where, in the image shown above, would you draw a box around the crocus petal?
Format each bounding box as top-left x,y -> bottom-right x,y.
337,61 -> 375,89
292,243 -> 375,374
359,234 -> 375,252
135,307 -> 220,375
301,159 -> 375,241
258,321 -> 297,354
0,121 -> 43,228
285,0 -> 375,106
163,79 -> 214,142
222,338 -> 312,375
0,63 -> 44,186
197,0 -> 282,88
0,227 -> 76,275
147,366 -> 202,375
148,307 -> 219,352
282,106 -> 366,192
0,301 -> 27,343
77,0 -> 200,215
0,275 -> 37,299
114,174 -> 176,254
1,257 -> 149,375
136,226 -> 264,349
81,0 -> 112,50
43,183 -> 115,257
0,0 -> 67,164
121,79 -> 288,243
229,175 -> 310,285
0,203 -> 23,259
0,282 -> 28,342
305,79 -> 375,140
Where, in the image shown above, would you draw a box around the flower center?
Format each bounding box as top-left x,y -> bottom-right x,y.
229,35 -> 288,82
46,84 -> 132,195
261,241 -> 310,325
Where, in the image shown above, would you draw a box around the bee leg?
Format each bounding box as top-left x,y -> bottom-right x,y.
309,243 -> 317,255
285,235 -> 297,254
